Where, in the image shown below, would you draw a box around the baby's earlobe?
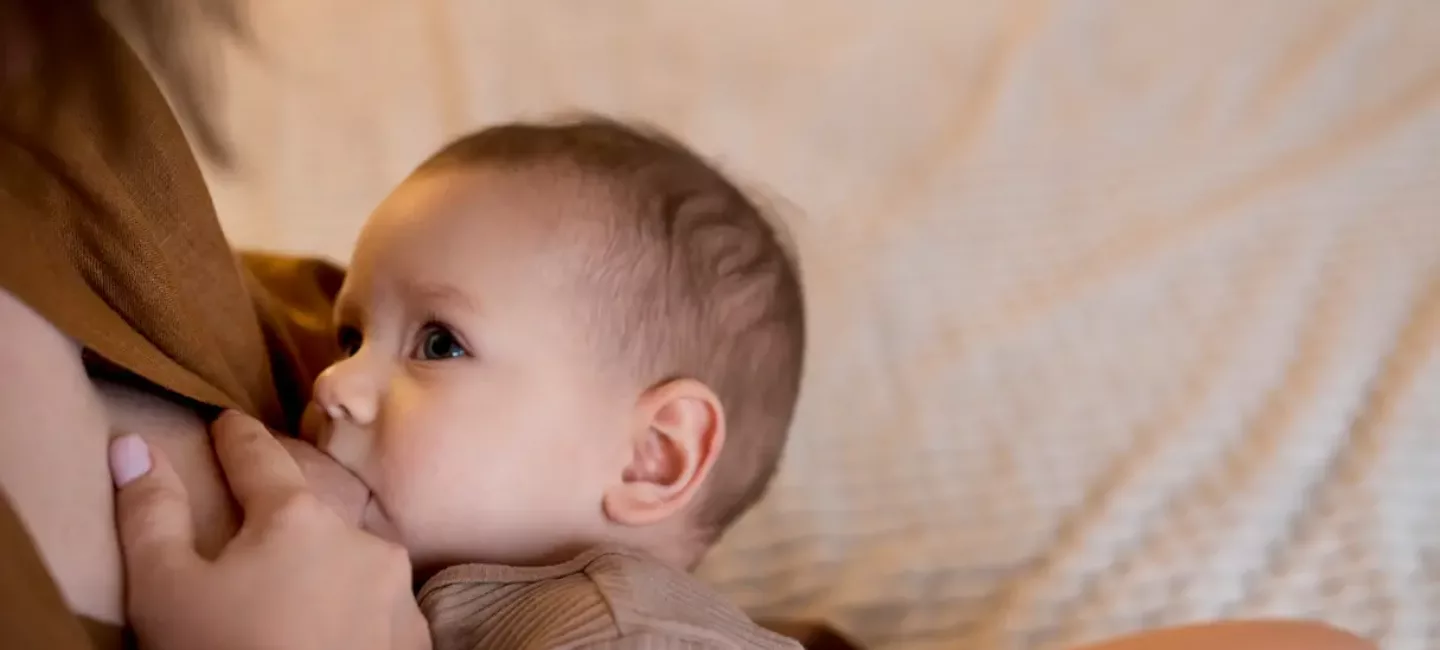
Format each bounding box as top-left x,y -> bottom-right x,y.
602,482 -> 671,526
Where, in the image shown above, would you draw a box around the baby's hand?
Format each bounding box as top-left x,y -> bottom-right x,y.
274,435 -> 370,527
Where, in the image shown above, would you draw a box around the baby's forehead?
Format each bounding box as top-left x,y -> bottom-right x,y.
391,165 -> 623,249
353,166 -> 628,305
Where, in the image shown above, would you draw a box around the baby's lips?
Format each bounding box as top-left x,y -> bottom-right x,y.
274,435 -> 371,527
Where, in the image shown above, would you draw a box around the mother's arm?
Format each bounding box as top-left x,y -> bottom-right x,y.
0,287 -> 124,623
0,288 -> 239,624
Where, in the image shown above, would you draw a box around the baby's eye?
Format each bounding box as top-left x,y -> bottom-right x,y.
413,323 -> 468,361
336,325 -> 363,357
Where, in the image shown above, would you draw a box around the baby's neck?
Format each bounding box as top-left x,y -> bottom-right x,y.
631,538 -> 707,572
603,520 -> 711,571
425,530 -> 707,576
409,529 -> 707,580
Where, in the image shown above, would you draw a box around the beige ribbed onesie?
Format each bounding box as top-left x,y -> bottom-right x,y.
419,547 -> 802,649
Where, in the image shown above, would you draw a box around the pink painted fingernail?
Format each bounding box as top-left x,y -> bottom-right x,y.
109,434 -> 152,487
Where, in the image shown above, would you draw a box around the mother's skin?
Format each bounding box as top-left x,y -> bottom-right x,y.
0,288 -> 367,624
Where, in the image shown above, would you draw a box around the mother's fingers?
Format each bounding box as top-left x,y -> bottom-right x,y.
112,435 -> 201,576
211,411 -> 307,510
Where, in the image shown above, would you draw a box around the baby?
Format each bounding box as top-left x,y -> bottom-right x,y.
300,116 -> 807,648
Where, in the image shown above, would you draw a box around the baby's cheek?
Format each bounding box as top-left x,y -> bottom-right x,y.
373,432 -> 460,524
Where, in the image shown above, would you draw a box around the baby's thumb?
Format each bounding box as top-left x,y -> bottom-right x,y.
111,435 -> 200,575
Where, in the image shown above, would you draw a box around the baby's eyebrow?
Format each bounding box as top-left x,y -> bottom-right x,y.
405,279 -> 481,315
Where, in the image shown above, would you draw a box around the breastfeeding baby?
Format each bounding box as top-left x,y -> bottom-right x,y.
296,116 -> 806,648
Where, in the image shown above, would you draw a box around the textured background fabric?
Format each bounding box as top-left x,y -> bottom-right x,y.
192,2 -> 1440,649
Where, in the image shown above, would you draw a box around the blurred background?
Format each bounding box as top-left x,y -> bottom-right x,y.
192,2 -> 1440,649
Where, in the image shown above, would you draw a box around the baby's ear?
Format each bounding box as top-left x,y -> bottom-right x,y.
603,378 -> 725,527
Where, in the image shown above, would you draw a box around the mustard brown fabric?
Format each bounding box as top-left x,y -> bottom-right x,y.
0,12 -> 338,650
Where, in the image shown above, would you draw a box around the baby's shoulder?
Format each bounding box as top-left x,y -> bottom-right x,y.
417,546 -> 800,649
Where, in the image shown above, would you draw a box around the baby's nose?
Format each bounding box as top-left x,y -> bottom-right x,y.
309,360 -> 380,473
313,359 -> 380,426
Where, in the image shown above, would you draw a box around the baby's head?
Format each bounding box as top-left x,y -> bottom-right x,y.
303,117 -> 805,571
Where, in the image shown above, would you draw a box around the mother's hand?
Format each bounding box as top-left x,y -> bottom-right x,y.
110,411 -> 430,650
